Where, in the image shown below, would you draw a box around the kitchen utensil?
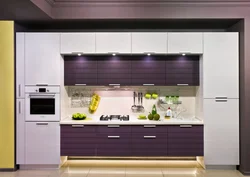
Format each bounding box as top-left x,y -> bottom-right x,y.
138,92 -> 140,106
140,92 -> 144,110
131,92 -> 137,111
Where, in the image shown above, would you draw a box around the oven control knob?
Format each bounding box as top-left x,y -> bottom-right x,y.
35,90 -> 38,92
47,90 -> 49,92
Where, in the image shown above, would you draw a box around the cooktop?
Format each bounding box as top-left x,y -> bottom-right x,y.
100,115 -> 129,121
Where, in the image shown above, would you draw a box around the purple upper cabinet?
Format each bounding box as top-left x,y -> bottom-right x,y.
97,58 -> 131,86
64,56 -> 98,86
131,56 -> 166,86
166,56 -> 200,86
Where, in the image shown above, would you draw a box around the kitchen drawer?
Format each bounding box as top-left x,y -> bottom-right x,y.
97,133 -> 131,146
131,125 -> 167,133
97,125 -> 131,133
61,125 -> 96,133
61,137 -> 97,144
131,133 -> 167,146
168,125 -> 203,133
131,149 -> 167,156
61,149 -> 96,156
97,149 -> 131,156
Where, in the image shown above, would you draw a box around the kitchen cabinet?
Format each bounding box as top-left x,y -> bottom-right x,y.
64,56 -> 98,85
132,33 -> 167,53
61,125 -> 96,156
204,99 -> 239,165
98,59 -> 131,85
96,33 -> 131,53
25,33 -> 61,86
167,125 -> 203,156
60,33 -> 95,54
25,122 -> 60,164
131,57 -> 166,85
165,56 -> 200,86
16,33 -> 25,98
168,33 -> 203,54
203,32 -> 239,99
16,99 -> 25,164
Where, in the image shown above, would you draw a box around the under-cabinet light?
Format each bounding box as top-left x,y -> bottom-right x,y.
182,53 -> 186,56
78,53 -> 82,56
112,53 -> 116,56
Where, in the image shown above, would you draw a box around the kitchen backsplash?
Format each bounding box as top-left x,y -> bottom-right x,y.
61,86 -> 197,119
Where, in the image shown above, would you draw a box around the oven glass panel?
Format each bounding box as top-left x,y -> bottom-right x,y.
30,98 -> 55,114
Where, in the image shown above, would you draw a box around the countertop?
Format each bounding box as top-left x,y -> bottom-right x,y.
60,115 -> 203,125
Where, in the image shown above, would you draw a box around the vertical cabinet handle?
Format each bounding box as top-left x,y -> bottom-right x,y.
18,84 -> 21,97
18,101 -> 21,114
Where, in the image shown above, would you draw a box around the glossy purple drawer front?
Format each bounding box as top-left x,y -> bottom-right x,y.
61,137 -> 97,144
131,149 -> 167,156
61,149 -> 96,156
61,125 -> 96,133
97,125 -> 131,134
97,150 -> 131,156
131,125 -> 167,133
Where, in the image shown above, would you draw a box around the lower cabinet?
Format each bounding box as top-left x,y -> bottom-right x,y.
25,122 -> 60,164
60,125 -> 204,157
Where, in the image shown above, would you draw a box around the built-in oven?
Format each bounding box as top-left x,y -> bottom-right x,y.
25,86 -> 60,121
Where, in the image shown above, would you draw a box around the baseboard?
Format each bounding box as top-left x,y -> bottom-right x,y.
0,167 -> 17,172
206,165 -> 237,170
239,167 -> 250,176
19,165 -> 59,170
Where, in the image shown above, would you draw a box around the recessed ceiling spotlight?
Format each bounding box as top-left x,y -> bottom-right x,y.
147,53 -> 151,56
182,53 -> 186,56
112,53 -> 116,56
78,53 -> 82,56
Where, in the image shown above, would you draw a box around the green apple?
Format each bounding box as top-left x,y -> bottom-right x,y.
145,93 -> 151,99
152,94 -> 158,99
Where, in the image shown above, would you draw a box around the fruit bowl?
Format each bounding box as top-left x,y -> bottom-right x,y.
72,113 -> 87,120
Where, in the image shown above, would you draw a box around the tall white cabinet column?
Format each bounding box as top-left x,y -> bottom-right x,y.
203,32 -> 239,165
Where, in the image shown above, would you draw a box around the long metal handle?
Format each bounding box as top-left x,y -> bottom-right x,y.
215,99 -> 228,102
215,97 -> 228,99
109,84 -> 120,86
144,125 -> 156,128
36,83 -> 48,86
18,84 -> 21,97
29,94 -> 55,98
75,84 -> 86,86
143,84 -> 154,86
36,123 -> 48,125
180,125 -> 192,128
18,101 -> 21,114
144,136 -> 156,139
108,125 -> 120,128
177,84 -> 189,86
72,125 -> 84,127
108,136 -> 120,139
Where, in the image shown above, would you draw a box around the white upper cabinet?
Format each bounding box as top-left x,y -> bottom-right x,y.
168,33 -> 203,54
203,32 -> 239,98
25,122 -> 60,165
132,33 -> 167,53
16,33 -> 25,98
96,33 -> 131,53
204,99 -> 239,165
25,33 -> 61,86
60,33 -> 95,54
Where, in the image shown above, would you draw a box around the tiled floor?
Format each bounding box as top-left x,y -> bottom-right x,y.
0,160 -> 246,177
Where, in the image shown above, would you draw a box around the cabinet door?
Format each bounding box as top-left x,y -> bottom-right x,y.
203,33 -> 239,98
61,125 -> 96,156
168,33 -> 203,54
132,33 -> 167,53
16,33 -> 25,98
25,33 -> 60,86
25,122 -> 60,164
165,56 -> 200,86
131,57 -> 166,85
64,56 -> 98,85
167,125 -> 203,156
60,33 -> 95,54
96,33 -> 131,53
204,99 -> 239,165
16,99 -> 25,164
98,59 -> 131,85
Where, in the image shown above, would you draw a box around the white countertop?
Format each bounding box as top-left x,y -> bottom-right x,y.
60,115 -> 203,125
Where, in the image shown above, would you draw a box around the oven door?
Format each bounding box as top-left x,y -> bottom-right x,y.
25,93 -> 60,121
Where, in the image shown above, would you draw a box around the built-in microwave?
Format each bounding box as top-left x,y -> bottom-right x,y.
25,86 -> 60,122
